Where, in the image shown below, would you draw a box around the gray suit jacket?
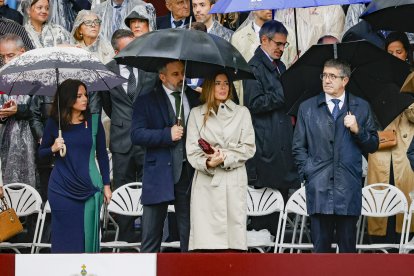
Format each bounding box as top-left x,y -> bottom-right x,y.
97,59 -> 157,154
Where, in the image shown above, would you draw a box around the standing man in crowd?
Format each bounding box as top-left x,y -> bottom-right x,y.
131,60 -> 199,252
292,59 -> 378,253
92,29 -> 157,242
244,20 -> 299,201
231,10 -> 296,104
157,0 -> 191,29
192,0 -> 233,41
243,20 -> 300,236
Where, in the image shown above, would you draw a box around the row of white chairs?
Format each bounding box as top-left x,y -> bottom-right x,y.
247,183 -> 414,254
1,182 -> 414,254
0,182 -> 179,253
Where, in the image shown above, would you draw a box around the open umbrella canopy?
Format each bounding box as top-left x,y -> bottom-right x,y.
401,72 -> 414,93
282,40 -> 412,128
210,0 -> 371,13
0,46 -> 126,96
114,28 -> 254,80
360,0 -> 414,32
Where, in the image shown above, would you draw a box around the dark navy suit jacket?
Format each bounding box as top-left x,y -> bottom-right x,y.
130,82 -> 199,205
156,13 -> 191,29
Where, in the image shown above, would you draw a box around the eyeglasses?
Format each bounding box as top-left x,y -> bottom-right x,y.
320,73 -> 346,81
267,36 -> 289,48
82,19 -> 102,27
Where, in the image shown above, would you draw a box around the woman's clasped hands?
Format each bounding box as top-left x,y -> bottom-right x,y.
206,146 -> 226,168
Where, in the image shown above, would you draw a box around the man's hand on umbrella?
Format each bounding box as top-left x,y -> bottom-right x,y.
51,137 -> 65,153
0,100 -> 17,118
171,124 -> 184,141
344,112 -> 359,134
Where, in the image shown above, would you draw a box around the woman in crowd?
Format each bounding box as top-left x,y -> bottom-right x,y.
124,2 -> 156,38
71,10 -> 114,64
39,79 -> 111,253
0,34 -> 37,189
22,0 -> 71,48
367,31 -> 414,242
186,72 -> 256,251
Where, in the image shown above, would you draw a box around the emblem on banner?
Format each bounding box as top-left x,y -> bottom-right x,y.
81,264 -> 87,276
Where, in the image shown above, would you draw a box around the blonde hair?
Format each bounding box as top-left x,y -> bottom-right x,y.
200,72 -> 232,125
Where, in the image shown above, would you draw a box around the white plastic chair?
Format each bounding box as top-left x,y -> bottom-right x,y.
100,182 -> 143,252
278,187 -> 314,253
0,183 -> 43,253
357,183 -> 408,253
246,187 -> 284,253
402,200 -> 414,253
33,201 -> 51,253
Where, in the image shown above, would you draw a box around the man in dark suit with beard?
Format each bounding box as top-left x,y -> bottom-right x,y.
131,59 -> 200,252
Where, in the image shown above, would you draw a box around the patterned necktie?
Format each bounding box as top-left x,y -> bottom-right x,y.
173,20 -> 183,28
126,66 -> 136,101
171,91 -> 185,127
113,5 -> 123,33
331,99 -> 341,120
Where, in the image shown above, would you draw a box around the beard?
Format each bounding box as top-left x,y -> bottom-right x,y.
165,81 -> 184,92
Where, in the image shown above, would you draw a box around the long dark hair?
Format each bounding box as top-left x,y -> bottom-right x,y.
50,79 -> 90,130
385,31 -> 413,65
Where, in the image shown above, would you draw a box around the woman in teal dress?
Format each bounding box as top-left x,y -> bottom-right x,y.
39,79 -> 111,253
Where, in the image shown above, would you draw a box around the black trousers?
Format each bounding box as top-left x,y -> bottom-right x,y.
140,162 -> 191,253
310,214 -> 359,253
112,147 -> 143,242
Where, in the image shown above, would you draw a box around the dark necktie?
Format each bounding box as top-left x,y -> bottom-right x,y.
173,20 -> 183,28
331,99 -> 341,120
272,60 -> 281,76
126,66 -> 136,101
171,91 -> 185,127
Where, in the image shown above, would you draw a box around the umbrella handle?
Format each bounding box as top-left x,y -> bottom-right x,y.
177,118 -> 182,127
58,130 -> 66,157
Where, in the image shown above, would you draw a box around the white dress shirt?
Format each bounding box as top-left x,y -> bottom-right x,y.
162,84 -> 190,123
325,92 -> 346,113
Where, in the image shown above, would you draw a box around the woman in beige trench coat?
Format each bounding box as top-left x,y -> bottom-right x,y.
186,72 -> 256,251
367,32 -> 414,239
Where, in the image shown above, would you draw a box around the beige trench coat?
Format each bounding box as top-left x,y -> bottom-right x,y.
367,103 -> 414,235
186,100 -> 256,250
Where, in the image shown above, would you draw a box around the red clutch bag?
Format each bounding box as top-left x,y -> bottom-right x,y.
198,138 -> 214,154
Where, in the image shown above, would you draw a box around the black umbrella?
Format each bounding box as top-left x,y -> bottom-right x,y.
115,28 -> 254,126
360,0 -> 414,32
282,40 -> 412,128
114,28 -> 254,80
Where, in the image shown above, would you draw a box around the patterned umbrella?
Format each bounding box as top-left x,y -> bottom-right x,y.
0,46 -> 126,96
0,46 -> 126,157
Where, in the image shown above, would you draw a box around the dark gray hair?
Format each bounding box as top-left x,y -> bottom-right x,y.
111,29 -> 134,51
259,20 -> 288,43
324,59 -> 351,78
0,34 -> 25,49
